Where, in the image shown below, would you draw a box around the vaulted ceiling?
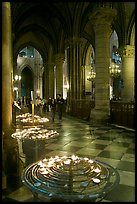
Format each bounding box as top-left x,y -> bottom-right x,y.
11,2 -> 135,63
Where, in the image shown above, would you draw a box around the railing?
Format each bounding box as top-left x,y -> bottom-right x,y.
110,101 -> 135,129
69,99 -> 95,120
68,99 -> 135,129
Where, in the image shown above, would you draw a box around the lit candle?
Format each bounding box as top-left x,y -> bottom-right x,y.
93,167 -> 101,173
84,157 -> 89,161
64,159 -> 71,164
88,159 -> 94,164
72,155 -> 77,161
92,178 -> 100,183
40,169 -> 49,175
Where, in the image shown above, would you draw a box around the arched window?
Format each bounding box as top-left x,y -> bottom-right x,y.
109,30 -> 122,100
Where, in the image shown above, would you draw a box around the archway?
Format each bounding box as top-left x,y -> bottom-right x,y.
21,67 -> 34,104
109,30 -> 122,100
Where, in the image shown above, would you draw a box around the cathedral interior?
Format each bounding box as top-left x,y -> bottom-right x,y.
2,2 -> 135,202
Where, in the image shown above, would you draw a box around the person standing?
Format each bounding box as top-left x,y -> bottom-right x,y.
35,96 -> 42,115
51,98 -> 56,122
56,94 -> 64,121
42,98 -> 47,113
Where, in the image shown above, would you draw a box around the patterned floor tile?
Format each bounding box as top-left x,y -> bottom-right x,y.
86,143 -> 107,150
104,145 -> 127,152
46,150 -> 71,157
95,156 -> 120,168
105,184 -> 135,202
3,114 -> 135,202
76,147 -> 102,156
97,150 -> 124,160
116,160 -> 135,172
61,145 -> 81,153
126,148 -> 135,154
93,141 -> 113,147
112,141 -> 130,147
118,170 -> 135,187
64,141 -> 88,147
114,137 -> 134,143
121,153 -> 135,162
45,143 -> 64,150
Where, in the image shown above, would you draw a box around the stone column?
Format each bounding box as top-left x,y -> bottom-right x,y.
90,7 -> 117,124
46,62 -> 55,98
81,65 -> 86,98
120,45 -> 135,102
43,62 -> 55,99
2,2 -> 19,189
66,37 -> 83,100
17,70 -> 22,100
33,74 -> 37,100
48,63 -> 54,98
39,75 -> 43,99
43,62 -> 49,100
2,2 -> 13,131
54,54 -> 65,97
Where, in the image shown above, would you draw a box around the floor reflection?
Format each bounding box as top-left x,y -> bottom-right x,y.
2,112 -> 135,202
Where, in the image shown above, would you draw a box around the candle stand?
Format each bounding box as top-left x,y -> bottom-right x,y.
16,113 -> 49,127
22,155 -> 120,202
11,127 -> 59,166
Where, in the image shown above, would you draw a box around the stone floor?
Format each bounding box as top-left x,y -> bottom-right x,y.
2,111 -> 135,202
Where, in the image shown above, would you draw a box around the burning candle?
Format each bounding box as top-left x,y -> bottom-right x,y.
64,159 -> 71,165
92,178 -> 100,183
93,167 -> 101,173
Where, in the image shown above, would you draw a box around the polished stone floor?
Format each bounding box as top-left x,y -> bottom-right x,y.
2,110 -> 135,202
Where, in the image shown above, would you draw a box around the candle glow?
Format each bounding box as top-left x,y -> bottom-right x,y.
16,113 -> 49,124
11,127 -> 59,140
22,155 -> 120,202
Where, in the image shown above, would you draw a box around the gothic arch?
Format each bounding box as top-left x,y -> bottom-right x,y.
128,22 -> 135,46
21,67 -> 34,99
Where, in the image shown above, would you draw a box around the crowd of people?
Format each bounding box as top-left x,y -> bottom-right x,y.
17,94 -> 67,122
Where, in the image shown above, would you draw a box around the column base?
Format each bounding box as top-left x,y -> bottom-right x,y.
2,127 -> 20,190
90,109 -> 110,126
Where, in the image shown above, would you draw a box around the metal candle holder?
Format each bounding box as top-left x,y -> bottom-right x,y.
22,155 -> 120,202
11,127 -> 59,165
16,113 -> 49,126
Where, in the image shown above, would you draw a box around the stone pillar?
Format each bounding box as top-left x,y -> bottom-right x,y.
2,2 -> 13,131
81,65 -> 86,99
66,37 -> 83,100
48,63 -> 54,98
43,62 -> 55,99
39,75 -> 43,99
2,2 -> 19,189
43,62 -> 49,100
17,70 -> 22,100
47,62 -> 55,98
33,74 -> 37,100
120,45 -> 135,102
90,7 -> 117,124
54,54 -> 65,97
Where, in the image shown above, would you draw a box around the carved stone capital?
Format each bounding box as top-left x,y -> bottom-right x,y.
54,53 -> 65,64
89,7 -> 117,36
65,37 -> 83,49
120,45 -> 135,58
90,7 -> 117,25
